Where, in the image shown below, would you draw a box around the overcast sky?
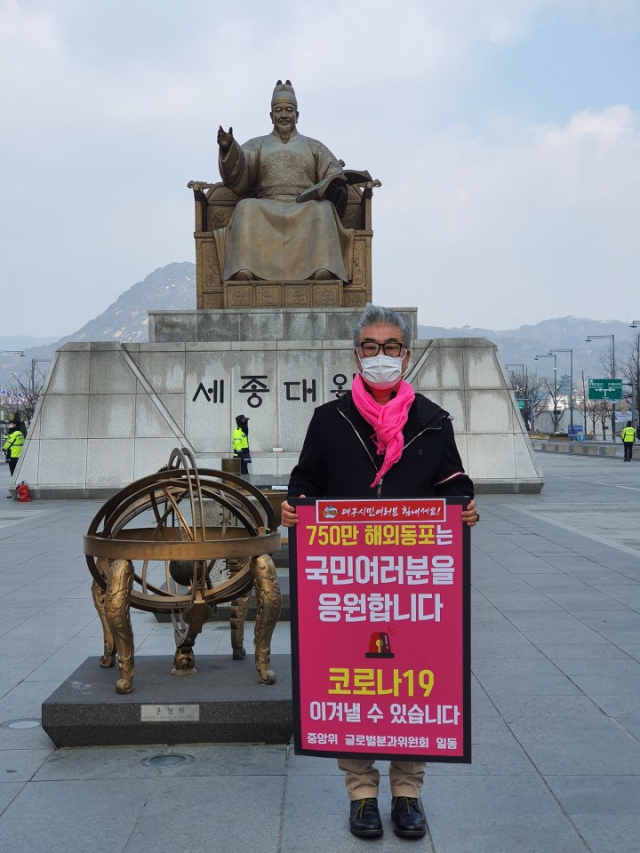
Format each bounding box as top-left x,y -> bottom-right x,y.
2,0 -> 639,337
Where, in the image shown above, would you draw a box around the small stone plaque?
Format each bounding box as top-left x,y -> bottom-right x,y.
140,704 -> 200,722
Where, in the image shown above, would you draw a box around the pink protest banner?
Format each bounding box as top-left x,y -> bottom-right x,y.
289,497 -> 471,762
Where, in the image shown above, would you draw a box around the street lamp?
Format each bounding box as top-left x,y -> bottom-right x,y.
549,349 -> 574,429
29,359 -> 52,396
586,334 -> 616,441
6,359 -> 52,424
627,323 -> 640,426
535,353 -> 559,433
621,381 -> 637,432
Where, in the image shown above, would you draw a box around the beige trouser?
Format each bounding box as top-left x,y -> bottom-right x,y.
338,758 -> 425,800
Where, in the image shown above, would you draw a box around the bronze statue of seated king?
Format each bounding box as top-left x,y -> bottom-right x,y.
189,80 -> 380,310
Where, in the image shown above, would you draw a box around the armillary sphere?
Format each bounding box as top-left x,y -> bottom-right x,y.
84,448 -> 282,694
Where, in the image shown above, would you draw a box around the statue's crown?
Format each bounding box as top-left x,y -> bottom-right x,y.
271,79 -> 298,108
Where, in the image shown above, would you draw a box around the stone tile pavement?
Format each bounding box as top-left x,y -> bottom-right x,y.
0,453 -> 638,852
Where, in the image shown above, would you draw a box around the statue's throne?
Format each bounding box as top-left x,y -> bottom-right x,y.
189,177 -> 379,310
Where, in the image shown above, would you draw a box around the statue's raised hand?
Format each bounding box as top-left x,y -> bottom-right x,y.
217,126 -> 234,152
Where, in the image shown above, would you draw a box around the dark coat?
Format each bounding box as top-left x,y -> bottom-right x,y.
288,391 -> 474,500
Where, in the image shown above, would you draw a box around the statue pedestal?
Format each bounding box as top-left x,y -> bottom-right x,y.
147,306 -> 417,344
223,279 -> 349,309
41,655 -> 293,747
16,307 -> 542,496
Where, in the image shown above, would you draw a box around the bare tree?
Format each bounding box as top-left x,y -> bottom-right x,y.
586,400 -> 598,437
6,360 -> 50,425
597,347 -> 615,380
595,345 -> 617,441
576,371 -> 589,435
507,367 -> 546,431
576,371 -> 606,439
594,400 -> 612,440
540,377 -> 563,433
6,376 -> 44,424
620,330 -> 640,428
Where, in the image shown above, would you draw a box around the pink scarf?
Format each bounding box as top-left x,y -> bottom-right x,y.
351,374 -> 416,488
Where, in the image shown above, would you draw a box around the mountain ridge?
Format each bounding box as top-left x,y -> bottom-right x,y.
1,262 -> 637,386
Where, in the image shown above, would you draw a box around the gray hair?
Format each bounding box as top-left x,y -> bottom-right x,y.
352,304 -> 412,349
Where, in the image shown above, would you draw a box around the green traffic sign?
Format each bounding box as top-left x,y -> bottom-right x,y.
588,379 -> 622,400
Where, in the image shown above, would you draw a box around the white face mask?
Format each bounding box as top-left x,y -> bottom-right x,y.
358,353 -> 405,390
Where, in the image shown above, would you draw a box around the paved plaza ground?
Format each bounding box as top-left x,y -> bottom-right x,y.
0,451 -> 638,852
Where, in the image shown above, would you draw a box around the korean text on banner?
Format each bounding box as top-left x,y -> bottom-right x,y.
289,497 -> 471,762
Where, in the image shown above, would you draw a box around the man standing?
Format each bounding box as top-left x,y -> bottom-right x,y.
232,415 -> 251,475
620,421 -> 636,461
3,420 -> 25,476
281,305 -> 479,840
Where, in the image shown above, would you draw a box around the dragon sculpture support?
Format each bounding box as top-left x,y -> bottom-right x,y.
91,558 -> 135,694
251,554 -> 282,685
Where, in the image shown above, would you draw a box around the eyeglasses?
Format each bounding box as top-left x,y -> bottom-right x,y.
358,341 -> 406,357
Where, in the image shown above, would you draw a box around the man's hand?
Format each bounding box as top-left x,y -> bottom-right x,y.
462,499 -> 479,527
217,125 -> 234,153
281,496 -> 305,528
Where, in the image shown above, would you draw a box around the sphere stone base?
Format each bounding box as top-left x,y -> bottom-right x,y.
41,655 -> 293,747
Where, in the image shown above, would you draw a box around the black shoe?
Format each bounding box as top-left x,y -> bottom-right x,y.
391,796 -> 426,839
349,798 -> 383,838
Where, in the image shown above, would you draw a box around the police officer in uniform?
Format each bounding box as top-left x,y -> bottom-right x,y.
620,421 -> 636,461
232,415 -> 251,475
3,420 -> 25,476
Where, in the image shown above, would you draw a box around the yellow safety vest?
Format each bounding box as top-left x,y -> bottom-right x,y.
620,426 -> 636,442
3,430 -> 24,459
233,427 -> 249,454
